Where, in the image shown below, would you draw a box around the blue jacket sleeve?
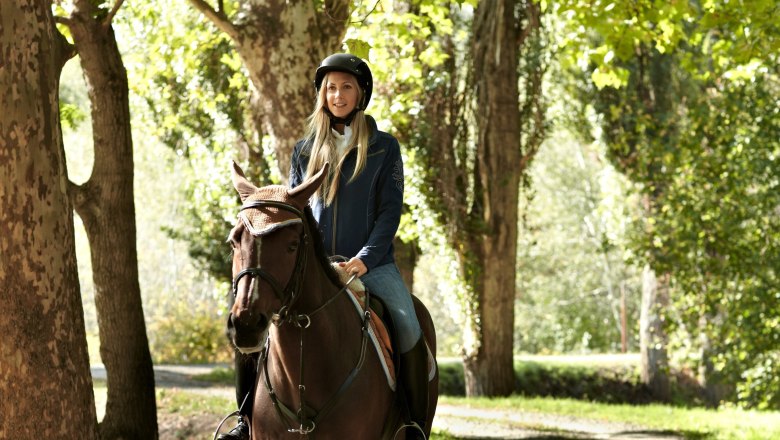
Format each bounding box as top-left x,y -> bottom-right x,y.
355,137 -> 404,270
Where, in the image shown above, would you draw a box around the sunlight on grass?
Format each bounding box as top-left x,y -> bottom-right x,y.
93,381 -> 233,422
191,366 -> 235,386
439,395 -> 780,440
156,389 -> 233,417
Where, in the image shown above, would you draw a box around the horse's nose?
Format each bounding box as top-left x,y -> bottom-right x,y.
228,310 -> 268,352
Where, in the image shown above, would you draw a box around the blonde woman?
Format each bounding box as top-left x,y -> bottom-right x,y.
290,53 -> 428,439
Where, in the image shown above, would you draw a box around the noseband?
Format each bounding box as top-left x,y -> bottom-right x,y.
231,200 -> 309,323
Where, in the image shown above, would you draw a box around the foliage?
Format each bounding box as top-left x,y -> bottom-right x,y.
147,298 -> 233,364
439,358 -> 672,405
120,1 -> 264,283
659,74 -> 780,409
517,133 -> 642,354
553,0 -> 780,408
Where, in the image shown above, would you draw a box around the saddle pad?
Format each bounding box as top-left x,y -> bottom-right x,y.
345,288 -> 396,390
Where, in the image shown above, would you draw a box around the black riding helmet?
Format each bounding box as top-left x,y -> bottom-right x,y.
314,53 -> 373,111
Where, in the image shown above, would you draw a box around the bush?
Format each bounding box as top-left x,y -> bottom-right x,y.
437,359 -> 705,406
148,300 -> 233,364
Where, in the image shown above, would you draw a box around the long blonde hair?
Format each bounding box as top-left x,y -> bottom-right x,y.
304,72 -> 370,206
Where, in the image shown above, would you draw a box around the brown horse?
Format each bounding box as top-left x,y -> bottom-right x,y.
227,161 -> 438,439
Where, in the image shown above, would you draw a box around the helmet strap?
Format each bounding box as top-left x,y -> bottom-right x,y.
324,107 -> 360,127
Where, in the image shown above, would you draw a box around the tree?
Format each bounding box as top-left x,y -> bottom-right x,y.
58,0 -> 158,436
454,0 -> 532,396
377,0 -> 545,396
0,1 -> 98,437
556,0 -> 705,400
658,72 -> 780,408
516,135 -> 642,354
188,0 -> 351,178
123,0 -> 353,282
555,0 -> 780,406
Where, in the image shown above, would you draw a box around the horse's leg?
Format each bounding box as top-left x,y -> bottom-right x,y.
412,296 -> 439,438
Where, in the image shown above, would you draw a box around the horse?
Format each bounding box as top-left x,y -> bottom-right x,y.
226,161 -> 438,439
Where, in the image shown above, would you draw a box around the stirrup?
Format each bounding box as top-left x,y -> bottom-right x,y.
392,421 -> 427,440
213,411 -> 249,440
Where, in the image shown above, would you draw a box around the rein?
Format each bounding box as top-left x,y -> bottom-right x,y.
232,200 -> 372,436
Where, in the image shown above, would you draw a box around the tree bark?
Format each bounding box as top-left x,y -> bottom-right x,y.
393,236 -> 419,293
0,1 -> 98,437
190,0 -> 351,180
66,2 -> 158,437
639,265 -> 671,401
461,0 -> 525,397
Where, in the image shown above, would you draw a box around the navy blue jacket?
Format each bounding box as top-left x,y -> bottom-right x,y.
289,116 -> 404,271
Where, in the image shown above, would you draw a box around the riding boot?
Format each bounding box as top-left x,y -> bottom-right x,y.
217,352 -> 257,440
399,337 -> 429,440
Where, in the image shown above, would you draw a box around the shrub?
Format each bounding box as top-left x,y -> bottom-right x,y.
148,299 -> 233,364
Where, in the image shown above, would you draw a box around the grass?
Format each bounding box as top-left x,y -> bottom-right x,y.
437,395 -> 780,440
191,366 -> 235,386
93,382 -> 780,440
92,355 -> 780,439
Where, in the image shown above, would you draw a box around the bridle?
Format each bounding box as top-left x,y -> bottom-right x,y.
231,200 -> 309,324
229,198 -> 371,437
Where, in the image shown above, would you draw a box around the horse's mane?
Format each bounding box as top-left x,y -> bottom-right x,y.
304,206 -> 345,288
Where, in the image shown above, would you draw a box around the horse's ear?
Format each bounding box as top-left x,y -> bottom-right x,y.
231,160 -> 258,202
289,162 -> 329,205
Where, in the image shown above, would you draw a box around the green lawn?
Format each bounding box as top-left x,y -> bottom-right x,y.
94,383 -> 780,440
437,395 -> 780,440
92,355 -> 780,440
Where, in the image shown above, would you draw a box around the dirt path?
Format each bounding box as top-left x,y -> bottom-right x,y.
93,365 -> 682,440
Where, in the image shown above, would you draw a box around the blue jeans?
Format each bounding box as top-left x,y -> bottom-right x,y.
360,263 -> 422,353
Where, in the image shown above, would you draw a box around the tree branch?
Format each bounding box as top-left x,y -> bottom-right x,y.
53,18 -> 77,71
188,0 -> 240,41
102,0 -> 125,28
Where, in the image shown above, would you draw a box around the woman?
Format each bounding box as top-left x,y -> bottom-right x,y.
291,53 -> 428,439
218,54 -> 428,440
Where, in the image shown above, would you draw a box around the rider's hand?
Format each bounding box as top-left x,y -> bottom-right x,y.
339,257 -> 367,277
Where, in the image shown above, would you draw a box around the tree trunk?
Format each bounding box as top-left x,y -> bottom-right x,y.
639,264 -> 671,401
0,1 -> 98,437
462,0 -> 524,397
67,2 -> 158,438
190,0 -> 351,180
698,316 -> 734,407
393,236 -> 419,293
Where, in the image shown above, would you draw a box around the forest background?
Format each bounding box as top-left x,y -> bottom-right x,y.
1,0 -> 778,438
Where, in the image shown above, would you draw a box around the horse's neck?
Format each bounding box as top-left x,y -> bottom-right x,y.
267,261 -> 364,408
269,255 -> 362,377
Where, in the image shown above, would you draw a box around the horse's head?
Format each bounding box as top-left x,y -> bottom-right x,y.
227,160 -> 329,353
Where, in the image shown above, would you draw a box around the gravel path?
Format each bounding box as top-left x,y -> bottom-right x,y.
93,365 -> 683,440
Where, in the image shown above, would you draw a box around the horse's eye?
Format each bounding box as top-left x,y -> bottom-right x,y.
288,241 -> 299,253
